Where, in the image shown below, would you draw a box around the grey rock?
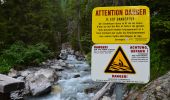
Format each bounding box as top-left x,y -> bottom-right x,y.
20,70 -> 32,77
59,61 -> 67,67
10,90 -> 25,100
28,74 -> 51,96
125,71 -> 170,100
24,68 -> 57,96
73,74 -> 80,78
34,69 -> 57,82
67,64 -> 75,68
8,68 -> 19,78
17,76 -> 25,81
50,64 -> 64,71
59,50 -> 68,60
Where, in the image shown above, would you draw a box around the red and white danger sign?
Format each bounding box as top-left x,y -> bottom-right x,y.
91,44 -> 150,83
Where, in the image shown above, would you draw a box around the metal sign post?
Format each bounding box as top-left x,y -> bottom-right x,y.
91,6 -> 150,100
115,83 -> 124,100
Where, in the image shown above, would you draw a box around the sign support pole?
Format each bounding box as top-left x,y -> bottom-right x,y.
115,83 -> 124,100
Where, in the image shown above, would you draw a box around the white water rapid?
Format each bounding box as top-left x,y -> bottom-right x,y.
27,55 -> 95,100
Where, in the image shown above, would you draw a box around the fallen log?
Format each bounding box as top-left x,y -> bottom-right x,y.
92,82 -> 114,100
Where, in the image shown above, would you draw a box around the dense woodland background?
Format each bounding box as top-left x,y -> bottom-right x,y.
0,0 -> 169,81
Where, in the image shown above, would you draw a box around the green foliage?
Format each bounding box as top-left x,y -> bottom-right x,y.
0,42 -> 53,73
0,0 -> 65,51
149,0 -> 170,80
80,33 -> 92,54
149,42 -> 161,80
86,52 -> 91,65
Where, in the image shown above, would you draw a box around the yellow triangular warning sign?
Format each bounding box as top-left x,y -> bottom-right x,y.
105,46 -> 135,74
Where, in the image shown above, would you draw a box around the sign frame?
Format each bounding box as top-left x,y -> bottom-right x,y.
92,6 -> 150,44
91,44 -> 150,83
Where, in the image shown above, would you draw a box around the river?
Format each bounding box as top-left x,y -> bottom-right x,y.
26,55 -> 95,100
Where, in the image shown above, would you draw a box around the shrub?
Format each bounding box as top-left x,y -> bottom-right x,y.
0,42 -> 53,73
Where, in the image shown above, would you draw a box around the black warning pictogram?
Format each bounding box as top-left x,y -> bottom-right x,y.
105,46 -> 135,74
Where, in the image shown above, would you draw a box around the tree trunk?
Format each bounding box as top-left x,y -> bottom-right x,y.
77,0 -> 83,53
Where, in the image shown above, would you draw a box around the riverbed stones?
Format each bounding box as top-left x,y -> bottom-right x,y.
34,69 -> 57,82
67,64 -> 75,68
59,61 -> 67,67
50,64 -> 64,71
125,71 -> 170,100
59,50 -> 68,60
75,51 -> 85,61
27,74 -> 51,96
8,68 -> 19,78
16,68 -> 58,96
20,70 -> 32,77
73,74 -> 80,78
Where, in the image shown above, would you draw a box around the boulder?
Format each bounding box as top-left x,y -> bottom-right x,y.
24,68 -> 57,96
11,90 -> 25,100
27,74 -> 51,96
67,64 -> 75,68
67,55 -> 76,61
125,71 -> 170,100
50,64 -> 64,71
20,70 -> 32,77
75,51 -> 85,61
59,61 -> 67,67
73,74 -> 80,78
8,68 -> 19,78
34,69 -> 57,82
84,87 -> 96,94
67,48 -> 74,54
59,50 -> 68,60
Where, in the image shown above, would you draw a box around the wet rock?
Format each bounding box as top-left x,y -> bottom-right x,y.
68,48 -> 74,55
59,50 -> 68,60
20,70 -> 32,77
84,87 -> 96,94
67,55 -> 76,61
125,71 -> 170,100
77,56 -> 85,61
23,68 -> 57,96
59,61 -> 67,67
11,90 -> 25,100
50,64 -> 64,71
73,74 -> 80,78
75,51 -> 85,61
67,64 -> 75,68
8,68 -> 19,78
56,68 -> 64,71
41,62 -> 46,65
34,69 -> 57,82
17,76 -> 25,81
27,74 -> 52,96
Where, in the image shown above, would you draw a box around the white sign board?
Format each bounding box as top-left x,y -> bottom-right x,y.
91,44 -> 150,83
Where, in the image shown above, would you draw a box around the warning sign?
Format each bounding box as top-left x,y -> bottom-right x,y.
105,46 -> 135,74
91,44 -> 150,83
92,6 -> 150,44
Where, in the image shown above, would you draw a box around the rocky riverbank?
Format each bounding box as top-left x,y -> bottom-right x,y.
7,45 -> 103,100
7,44 -> 170,100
